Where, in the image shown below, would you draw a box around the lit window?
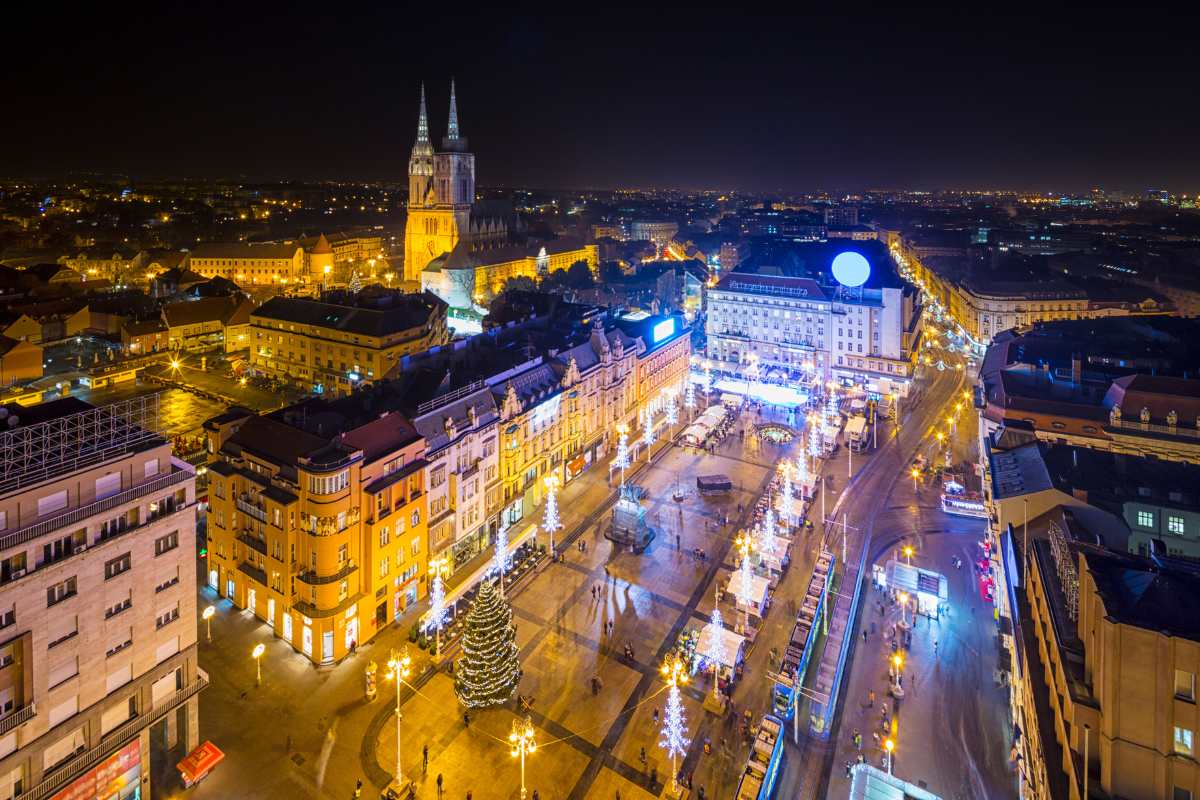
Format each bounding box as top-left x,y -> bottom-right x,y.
1169,516 -> 1186,535
1176,669 -> 1195,701
1176,726 -> 1194,756
1137,510 -> 1155,529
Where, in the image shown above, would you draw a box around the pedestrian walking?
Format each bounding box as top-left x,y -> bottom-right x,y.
437,773 -> 444,799
867,689 -> 875,707
653,707 -> 660,725
862,629 -> 868,642
354,779 -> 363,798
423,744 -> 429,772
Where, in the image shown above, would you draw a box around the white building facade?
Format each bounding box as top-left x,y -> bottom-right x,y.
705,272 -> 918,395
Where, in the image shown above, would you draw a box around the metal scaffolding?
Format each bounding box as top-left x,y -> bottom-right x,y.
0,394 -> 164,496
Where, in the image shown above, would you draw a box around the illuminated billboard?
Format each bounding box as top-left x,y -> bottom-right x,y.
652,319 -> 676,343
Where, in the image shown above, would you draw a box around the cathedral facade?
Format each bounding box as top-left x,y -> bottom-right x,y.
402,82 -> 597,311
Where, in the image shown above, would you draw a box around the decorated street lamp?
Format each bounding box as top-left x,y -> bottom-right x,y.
424,557 -> 450,656
542,475 -> 562,556
509,716 -> 537,800
614,423 -> 630,486
659,657 -> 690,797
385,648 -> 412,787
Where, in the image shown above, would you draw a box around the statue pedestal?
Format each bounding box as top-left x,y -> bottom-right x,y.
703,691 -> 728,717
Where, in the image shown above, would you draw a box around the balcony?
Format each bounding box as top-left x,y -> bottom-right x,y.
26,671 -> 206,800
0,467 -> 192,554
0,703 -> 35,736
236,494 -> 268,523
296,560 -> 357,585
236,531 -> 268,556
237,562 -> 267,586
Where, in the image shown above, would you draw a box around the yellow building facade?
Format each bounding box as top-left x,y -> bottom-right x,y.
249,293 -> 449,395
206,415 -> 429,665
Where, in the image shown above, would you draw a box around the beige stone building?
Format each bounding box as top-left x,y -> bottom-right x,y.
0,395 -> 202,799
185,242 -> 307,289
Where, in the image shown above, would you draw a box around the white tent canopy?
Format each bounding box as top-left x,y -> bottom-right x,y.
696,623 -> 745,668
727,571 -> 771,614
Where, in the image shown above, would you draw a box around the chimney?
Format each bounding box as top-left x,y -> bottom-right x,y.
1071,352 -> 1082,385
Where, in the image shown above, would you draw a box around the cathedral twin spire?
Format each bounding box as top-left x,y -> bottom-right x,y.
413,80 -> 461,144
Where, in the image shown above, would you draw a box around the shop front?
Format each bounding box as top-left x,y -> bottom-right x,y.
883,560 -> 950,619
450,526 -> 490,574
54,741 -> 141,800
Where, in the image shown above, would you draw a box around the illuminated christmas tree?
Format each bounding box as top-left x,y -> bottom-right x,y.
664,391 -> 678,426
684,381 -> 696,414
641,408 -> 655,449
348,270 -> 362,294
454,580 -> 521,708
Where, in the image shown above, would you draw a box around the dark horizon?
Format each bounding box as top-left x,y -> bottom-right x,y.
4,7 -> 1199,194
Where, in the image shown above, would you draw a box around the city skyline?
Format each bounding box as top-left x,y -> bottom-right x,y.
4,9 -> 1199,192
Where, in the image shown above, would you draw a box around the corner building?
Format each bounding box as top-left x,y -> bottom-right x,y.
206,412 -> 429,665
0,397 -> 202,799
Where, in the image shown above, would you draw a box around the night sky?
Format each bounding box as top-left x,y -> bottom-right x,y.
4,7 -> 1197,192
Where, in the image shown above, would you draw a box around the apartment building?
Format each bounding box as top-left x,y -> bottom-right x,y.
248,292 -> 450,396
185,242 -> 307,288
206,409 -> 430,666
411,386 -> 501,577
975,318 -> 1200,464
0,396 -> 202,800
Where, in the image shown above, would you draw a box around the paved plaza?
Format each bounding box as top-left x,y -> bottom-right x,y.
188,342 -> 1016,800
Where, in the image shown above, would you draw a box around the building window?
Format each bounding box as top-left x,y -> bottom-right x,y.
47,576 -> 77,607
1136,510 -> 1155,529
154,531 -> 179,556
411,510 -> 420,528
379,526 -> 390,547
1177,670 -> 1196,701
1169,516 -> 1186,535
410,537 -> 420,557
379,557 -> 389,579
1175,788 -> 1194,800
104,553 -> 132,580
1175,726 -> 1194,756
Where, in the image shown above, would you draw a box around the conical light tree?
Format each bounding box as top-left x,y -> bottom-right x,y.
348,270 -> 362,293
684,381 -> 696,413
641,408 -> 655,451
454,579 -> 521,709
664,390 -> 678,426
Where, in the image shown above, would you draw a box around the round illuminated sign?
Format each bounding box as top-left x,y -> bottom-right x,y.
831,251 -> 871,288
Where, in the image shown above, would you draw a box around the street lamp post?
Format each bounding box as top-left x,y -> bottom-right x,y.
202,605 -> 215,642
903,545 -> 914,565
542,474 -> 562,556
884,737 -> 895,775
660,657 -> 690,796
910,466 -> 919,493
425,557 -> 449,656
898,591 -> 910,627
509,715 -> 537,800
385,648 -> 412,787
252,643 -> 265,686
735,533 -> 754,633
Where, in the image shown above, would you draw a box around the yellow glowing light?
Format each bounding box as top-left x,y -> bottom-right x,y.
252,644 -> 265,659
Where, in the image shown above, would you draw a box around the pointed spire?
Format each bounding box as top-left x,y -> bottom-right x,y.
447,78 -> 460,140
416,82 -> 429,143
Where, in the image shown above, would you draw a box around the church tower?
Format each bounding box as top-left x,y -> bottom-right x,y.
404,81 -> 474,283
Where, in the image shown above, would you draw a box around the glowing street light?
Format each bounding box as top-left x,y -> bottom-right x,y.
910,466 -> 919,492
898,591 -> 910,627
424,557 -> 450,656
509,716 -> 537,800
170,359 -> 181,372
659,657 -> 690,796
884,737 -> 895,775
903,545 -> 914,565
385,648 -> 412,786
542,474 -> 562,556
202,605 -> 215,642
252,643 -> 265,685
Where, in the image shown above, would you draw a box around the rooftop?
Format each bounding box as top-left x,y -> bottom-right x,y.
252,291 -> 447,338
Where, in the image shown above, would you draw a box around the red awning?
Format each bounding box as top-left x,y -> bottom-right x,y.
177,741 -> 224,782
